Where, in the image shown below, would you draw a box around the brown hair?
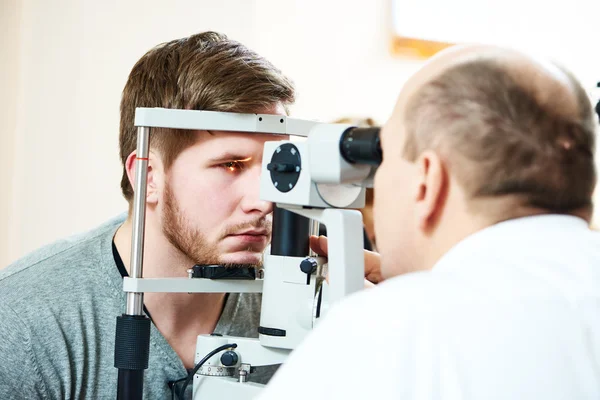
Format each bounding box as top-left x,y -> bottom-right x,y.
119,31 -> 295,202
403,59 -> 597,214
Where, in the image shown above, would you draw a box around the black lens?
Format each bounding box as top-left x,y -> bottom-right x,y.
339,127 -> 381,165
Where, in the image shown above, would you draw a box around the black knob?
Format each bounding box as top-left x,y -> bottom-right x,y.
300,258 -> 318,275
220,351 -> 238,366
268,143 -> 302,193
267,162 -> 297,173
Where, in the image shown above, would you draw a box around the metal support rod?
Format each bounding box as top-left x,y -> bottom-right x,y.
115,125 -> 151,400
126,126 -> 150,316
309,219 -> 320,257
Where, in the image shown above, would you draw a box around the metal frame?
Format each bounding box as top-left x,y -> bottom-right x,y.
125,107 -> 324,316
134,107 -> 319,135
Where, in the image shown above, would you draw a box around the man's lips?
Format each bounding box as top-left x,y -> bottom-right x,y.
226,230 -> 270,244
233,229 -> 269,236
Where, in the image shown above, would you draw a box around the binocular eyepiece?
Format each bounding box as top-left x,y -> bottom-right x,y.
339,127 -> 382,166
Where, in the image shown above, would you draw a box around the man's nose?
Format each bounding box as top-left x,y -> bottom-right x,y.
239,165 -> 273,216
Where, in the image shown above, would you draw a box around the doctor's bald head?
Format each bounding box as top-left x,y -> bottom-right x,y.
404,51 -> 595,213
374,45 -> 597,277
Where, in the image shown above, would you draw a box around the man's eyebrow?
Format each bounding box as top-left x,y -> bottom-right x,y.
207,153 -> 253,163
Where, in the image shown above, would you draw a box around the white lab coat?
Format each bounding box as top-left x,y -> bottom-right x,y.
257,215 -> 600,400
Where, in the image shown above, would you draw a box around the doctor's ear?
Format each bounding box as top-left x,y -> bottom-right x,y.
414,150 -> 447,231
124,151 -> 163,205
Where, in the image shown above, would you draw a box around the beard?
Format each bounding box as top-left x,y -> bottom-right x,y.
161,181 -> 271,269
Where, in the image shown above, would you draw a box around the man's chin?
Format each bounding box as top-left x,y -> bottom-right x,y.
218,251 -> 263,267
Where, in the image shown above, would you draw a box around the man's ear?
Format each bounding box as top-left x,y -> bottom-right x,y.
414,150 -> 448,231
124,151 -> 163,205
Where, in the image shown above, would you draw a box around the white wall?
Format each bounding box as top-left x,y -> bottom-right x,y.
2,0 -> 599,265
253,0 -> 423,123
1,0 -> 22,267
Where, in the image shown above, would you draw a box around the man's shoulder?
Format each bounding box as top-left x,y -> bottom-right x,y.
0,214 -> 128,399
0,213 -> 126,301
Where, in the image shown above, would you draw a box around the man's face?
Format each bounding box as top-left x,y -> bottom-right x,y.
373,111 -> 420,278
161,105 -> 286,267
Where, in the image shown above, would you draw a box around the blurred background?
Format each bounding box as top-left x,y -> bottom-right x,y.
1,0 -> 599,266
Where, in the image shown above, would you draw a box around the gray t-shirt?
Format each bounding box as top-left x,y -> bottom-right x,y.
0,214 -> 276,399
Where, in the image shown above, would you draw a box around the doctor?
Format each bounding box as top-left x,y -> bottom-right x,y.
258,44 -> 600,399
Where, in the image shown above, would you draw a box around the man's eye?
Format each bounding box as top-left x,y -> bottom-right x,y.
221,161 -> 245,173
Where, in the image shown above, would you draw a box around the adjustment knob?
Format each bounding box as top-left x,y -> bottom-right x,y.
267,162 -> 297,172
300,258 -> 318,275
220,350 -> 239,366
268,143 -> 301,193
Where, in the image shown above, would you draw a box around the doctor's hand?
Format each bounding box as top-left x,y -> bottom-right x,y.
309,235 -> 383,288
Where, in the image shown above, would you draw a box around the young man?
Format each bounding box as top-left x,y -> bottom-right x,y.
259,44 -> 600,399
0,31 -> 294,399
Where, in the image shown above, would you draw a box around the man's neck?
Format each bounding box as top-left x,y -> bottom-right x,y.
114,217 -> 226,368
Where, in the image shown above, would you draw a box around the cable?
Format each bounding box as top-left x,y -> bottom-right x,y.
169,377 -> 186,400
177,343 -> 238,399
